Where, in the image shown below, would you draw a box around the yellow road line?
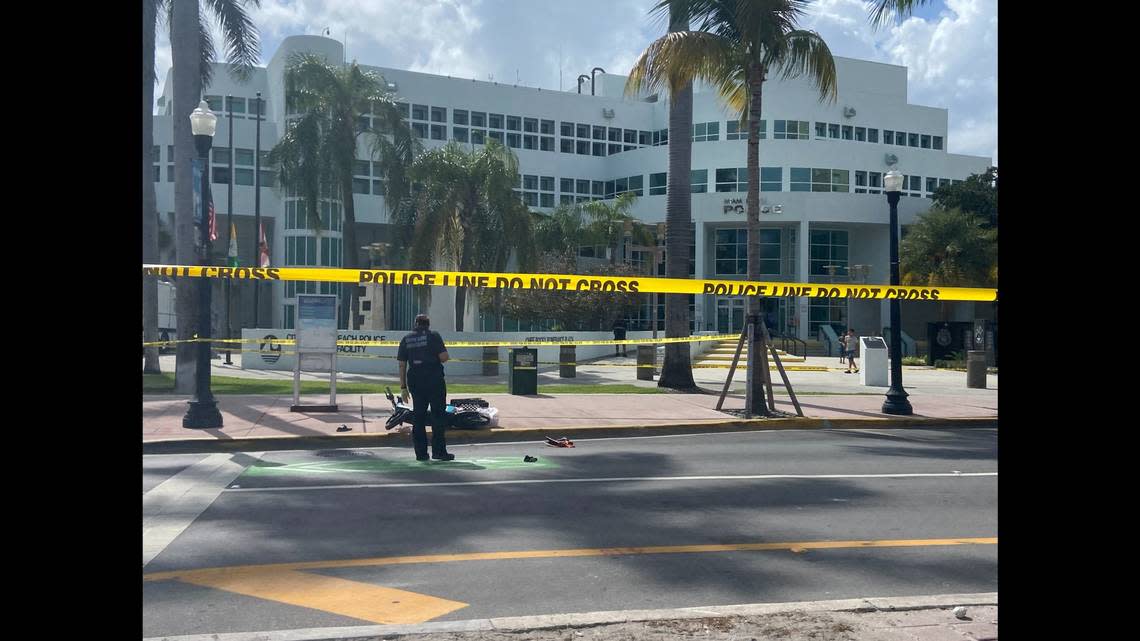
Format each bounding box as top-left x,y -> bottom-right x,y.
179,568 -> 467,625
145,537 -> 996,583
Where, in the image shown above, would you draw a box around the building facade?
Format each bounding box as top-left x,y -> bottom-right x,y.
152,34 -> 992,342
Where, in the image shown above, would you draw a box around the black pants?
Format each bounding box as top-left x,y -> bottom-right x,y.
614,332 -> 626,356
409,373 -> 448,458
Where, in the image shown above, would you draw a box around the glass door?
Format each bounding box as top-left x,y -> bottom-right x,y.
716,297 -> 746,334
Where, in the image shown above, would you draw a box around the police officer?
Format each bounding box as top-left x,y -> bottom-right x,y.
397,314 -> 454,461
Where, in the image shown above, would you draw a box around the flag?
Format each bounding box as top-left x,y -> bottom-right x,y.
258,223 -> 270,268
208,198 -> 217,242
227,222 -> 239,267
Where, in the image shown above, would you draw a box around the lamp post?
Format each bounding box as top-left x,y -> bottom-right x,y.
881,168 -> 913,415
183,100 -> 223,429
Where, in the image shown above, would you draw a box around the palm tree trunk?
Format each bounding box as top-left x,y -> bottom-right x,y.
171,0 -> 201,394
746,66 -> 767,414
657,10 -> 696,390
341,175 -> 359,329
454,223 -> 474,332
142,0 -> 161,374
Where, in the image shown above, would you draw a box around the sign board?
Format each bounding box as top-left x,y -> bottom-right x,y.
862,337 -> 887,350
296,294 -> 338,352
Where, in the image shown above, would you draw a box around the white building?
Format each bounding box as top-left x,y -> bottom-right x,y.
152,34 -> 993,344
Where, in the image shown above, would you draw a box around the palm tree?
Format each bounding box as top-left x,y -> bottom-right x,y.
868,0 -> 931,28
900,206 -> 997,322
580,192 -> 643,266
395,140 -> 536,331
626,0 -> 699,389
267,52 -> 418,329
143,0 -> 161,374
627,0 -> 837,412
165,0 -> 261,391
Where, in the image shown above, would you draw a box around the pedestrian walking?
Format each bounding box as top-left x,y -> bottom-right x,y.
844,328 -> 860,374
612,317 -> 628,357
397,314 -> 454,461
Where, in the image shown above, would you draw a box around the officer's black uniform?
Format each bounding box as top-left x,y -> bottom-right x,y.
397,327 -> 450,460
612,318 -> 627,357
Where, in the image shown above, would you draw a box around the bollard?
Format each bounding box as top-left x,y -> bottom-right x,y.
482,346 -> 498,376
966,350 -> 987,388
637,344 -> 655,381
559,344 -> 576,378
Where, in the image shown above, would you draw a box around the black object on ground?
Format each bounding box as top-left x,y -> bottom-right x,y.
336,425 -> 352,432
524,455 -> 538,462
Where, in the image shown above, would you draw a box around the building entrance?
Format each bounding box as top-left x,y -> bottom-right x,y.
716,297 -> 788,335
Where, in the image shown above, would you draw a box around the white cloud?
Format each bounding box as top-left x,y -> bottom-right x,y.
153,0 -> 996,164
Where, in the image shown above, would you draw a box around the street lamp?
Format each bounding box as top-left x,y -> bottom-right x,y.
183,100 -> 224,429
881,168 -> 913,415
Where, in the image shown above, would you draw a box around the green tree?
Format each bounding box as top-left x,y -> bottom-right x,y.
395,140 -> 536,331
166,0 -> 261,391
628,0 -> 837,410
867,0 -> 931,28
267,52 -> 418,328
900,207 -> 997,291
931,167 -> 997,228
580,193 -> 648,265
626,0 -> 701,389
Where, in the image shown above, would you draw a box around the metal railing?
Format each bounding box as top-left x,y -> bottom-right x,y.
774,333 -> 807,357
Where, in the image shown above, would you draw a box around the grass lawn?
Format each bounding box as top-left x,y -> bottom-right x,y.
142,373 -> 662,395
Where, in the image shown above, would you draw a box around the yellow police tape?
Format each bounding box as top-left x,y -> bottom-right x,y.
142,333 -> 741,348
143,264 -> 997,301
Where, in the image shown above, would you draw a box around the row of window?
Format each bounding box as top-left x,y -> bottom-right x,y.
151,145 -> 269,165
812,121 -> 945,150
283,235 -> 343,267
284,200 -> 344,232
202,95 -> 267,118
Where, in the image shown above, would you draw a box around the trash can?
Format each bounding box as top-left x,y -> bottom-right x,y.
636,344 -> 656,381
559,345 -> 576,378
966,350 -> 987,388
508,347 -> 538,395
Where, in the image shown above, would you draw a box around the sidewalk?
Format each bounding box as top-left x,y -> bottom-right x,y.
143,353 -> 997,453
145,593 -> 998,641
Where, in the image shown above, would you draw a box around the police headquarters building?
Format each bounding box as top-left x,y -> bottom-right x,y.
151,35 -> 993,344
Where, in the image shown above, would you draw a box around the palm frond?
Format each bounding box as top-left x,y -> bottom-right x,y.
771,29 -> 838,103
205,0 -> 261,81
869,0 -> 929,29
197,10 -> 216,87
626,29 -> 737,96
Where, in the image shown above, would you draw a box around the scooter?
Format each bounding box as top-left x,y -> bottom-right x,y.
384,387 -> 495,431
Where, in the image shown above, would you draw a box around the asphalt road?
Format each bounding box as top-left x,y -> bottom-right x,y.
142,427 -> 998,639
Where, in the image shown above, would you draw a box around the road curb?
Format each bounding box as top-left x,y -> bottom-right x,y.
142,417 -> 997,454
142,592 -> 998,641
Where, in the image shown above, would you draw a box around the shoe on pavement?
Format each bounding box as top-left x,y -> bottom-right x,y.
416,454 -> 430,461
432,452 -> 455,461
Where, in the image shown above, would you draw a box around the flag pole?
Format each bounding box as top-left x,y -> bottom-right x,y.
253,92 -> 263,328
224,95 -> 234,365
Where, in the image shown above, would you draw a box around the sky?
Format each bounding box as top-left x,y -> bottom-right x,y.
154,0 -> 996,164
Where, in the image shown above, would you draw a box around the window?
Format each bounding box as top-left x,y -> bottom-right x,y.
453,127 -> 469,142
868,128 -> 879,143
790,167 -> 811,192
471,111 -> 486,127
649,172 -> 667,195
652,129 -> 669,145
453,109 -> 469,125
540,193 -> 554,207
908,175 -> 922,191
693,121 -> 719,142
933,136 -> 944,150
896,131 -> 907,146
624,129 -> 637,144
506,115 -> 521,131
883,129 -> 894,145
716,168 -> 741,192
774,119 -> 809,140
592,142 -> 605,156
204,95 -> 223,112
488,130 -> 504,143
412,104 -> 428,120
715,229 -> 748,275
153,165 -> 161,182
926,177 -> 938,193
488,113 -> 504,129
524,134 -> 537,150
226,96 -> 246,114
506,132 -> 521,148
921,134 -> 931,149
855,170 -> 868,194
757,229 -> 781,275
609,127 -> 622,142
604,181 -> 616,198
828,123 -> 840,139
524,117 -> 538,133
540,176 -> 555,192
609,144 -> 622,155
576,179 -> 591,194
560,138 -> 574,153
639,131 -> 652,145
869,171 -> 883,194
842,125 -> 853,140
815,122 -> 827,138
522,192 -> 538,207
939,178 -> 951,188
353,178 -> 370,194
354,160 -> 370,176
628,174 -> 644,196
576,140 -> 590,155
212,167 -> 230,184
561,121 -> 574,136
561,178 -> 574,194
471,129 -> 486,145
212,148 -> 231,165
592,125 -> 605,140
560,194 -> 574,205
412,122 -> 427,138
540,136 -> 554,151
235,148 -> 254,165
855,127 -> 866,142
395,102 -> 410,118
592,181 -> 604,196
577,124 -> 590,138
809,229 -> 849,281
761,167 -> 782,192
373,179 -> 384,195
259,170 -> 276,188
908,132 -> 919,147
523,174 -> 538,190
235,168 -> 254,186
691,169 -> 708,193
541,119 -> 555,135
431,106 -> 446,123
